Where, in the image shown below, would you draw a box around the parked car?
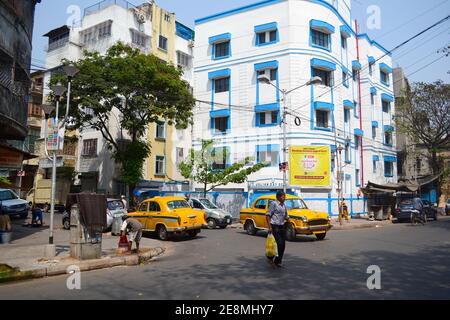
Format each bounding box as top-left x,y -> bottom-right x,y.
189,197 -> 232,229
62,198 -> 127,230
395,198 -> 427,223
422,200 -> 438,221
0,188 -> 29,219
240,194 -> 332,241
446,199 -> 450,215
127,196 -> 207,240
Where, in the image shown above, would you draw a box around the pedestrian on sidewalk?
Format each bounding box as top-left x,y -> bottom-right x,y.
31,203 -> 43,226
339,199 -> 350,225
120,216 -> 143,253
121,195 -> 128,210
266,191 -> 290,268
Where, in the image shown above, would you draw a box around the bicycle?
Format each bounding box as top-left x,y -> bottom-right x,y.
410,209 -> 427,226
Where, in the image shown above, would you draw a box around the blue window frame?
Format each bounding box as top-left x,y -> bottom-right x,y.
384,161 -> 394,177
254,22 -> 279,46
342,71 -> 349,87
382,100 -> 390,113
214,77 -> 230,93
209,33 -> 231,60
310,19 -> 334,51
345,141 -> 351,163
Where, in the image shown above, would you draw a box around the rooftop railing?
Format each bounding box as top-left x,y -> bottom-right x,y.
84,0 -> 137,17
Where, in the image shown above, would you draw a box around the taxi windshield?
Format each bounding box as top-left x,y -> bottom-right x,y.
285,199 -> 308,210
167,200 -> 190,210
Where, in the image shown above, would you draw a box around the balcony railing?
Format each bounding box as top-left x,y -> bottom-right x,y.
84,0 -> 136,17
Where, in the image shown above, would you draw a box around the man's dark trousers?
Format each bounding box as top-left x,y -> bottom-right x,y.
271,224 -> 286,265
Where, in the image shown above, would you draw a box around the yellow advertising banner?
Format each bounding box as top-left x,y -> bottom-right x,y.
289,146 -> 331,187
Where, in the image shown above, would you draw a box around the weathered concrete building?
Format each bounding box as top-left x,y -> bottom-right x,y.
0,0 -> 40,185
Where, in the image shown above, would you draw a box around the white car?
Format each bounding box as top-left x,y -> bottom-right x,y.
62,198 -> 126,230
0,188 -> 29,219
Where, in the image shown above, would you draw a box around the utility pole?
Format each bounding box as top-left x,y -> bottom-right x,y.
281,89 -> 287,194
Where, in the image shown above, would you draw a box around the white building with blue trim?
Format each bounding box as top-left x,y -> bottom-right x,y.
192,0 -> 397,216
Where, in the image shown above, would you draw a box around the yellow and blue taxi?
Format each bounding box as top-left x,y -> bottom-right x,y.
240,194 -> 332,241
127,196 -> 207,240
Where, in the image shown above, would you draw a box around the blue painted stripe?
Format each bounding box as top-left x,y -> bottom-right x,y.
310,19 -> 335,33
370,86 -> 377,94
373,155 -> 380,161
175,21 -> 195,41
384,155 -> 397,162
340,25 -> 352,38
368,56 -> 376,64
208,68 -> 231,79
209,33 -> 231,44
352,60 -> 362,70
354,128 -> 364,136
372,121 -> 379,128
254,60 -> 279,71
311,58 -> 336,71
343,99 -> 354,109
255,102 -> 280,112
314,101 -> 334,111
381,93 -> 394,102
210,109 -> 230,118
379,62 -> 393,73
254,22 -> 278,33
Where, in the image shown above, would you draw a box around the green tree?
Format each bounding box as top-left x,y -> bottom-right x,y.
396,80 -> 450,175
179,140 -> 267,197
50,43 -> 195,199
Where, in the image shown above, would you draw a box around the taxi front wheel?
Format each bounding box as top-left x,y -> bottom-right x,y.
245,220 -> 257,236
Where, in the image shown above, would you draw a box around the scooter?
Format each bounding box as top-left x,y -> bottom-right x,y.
410,209 -> 427,226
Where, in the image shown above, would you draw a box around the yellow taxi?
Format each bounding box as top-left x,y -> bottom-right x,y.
240,194 -> 332,241
127,196 -> 206,240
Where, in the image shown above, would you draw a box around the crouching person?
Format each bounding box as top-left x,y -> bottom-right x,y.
120,216 -> 143,253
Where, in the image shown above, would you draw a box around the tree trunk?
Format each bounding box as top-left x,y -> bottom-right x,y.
431,150 -> 439,175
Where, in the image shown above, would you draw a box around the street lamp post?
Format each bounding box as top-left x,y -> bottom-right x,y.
257,75 -> 322,193
48,83 -> 66,247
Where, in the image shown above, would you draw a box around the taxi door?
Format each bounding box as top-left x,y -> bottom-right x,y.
148,201 -> 161,231
252,198 -> 268,229
135,201 -> 150,229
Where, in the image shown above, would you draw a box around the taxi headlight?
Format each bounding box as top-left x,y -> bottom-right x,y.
299,216 -> 308,222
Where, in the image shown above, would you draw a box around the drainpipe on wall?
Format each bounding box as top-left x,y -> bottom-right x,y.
355,20 -> 365,188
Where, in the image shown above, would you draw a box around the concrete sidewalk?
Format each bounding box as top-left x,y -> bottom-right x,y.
0,213 -> 167,283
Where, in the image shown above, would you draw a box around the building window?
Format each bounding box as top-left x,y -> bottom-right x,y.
155,156 -> 165,175
385,131 -> 393,145
382,100 -> 390,113
164,13 -> 171,22
370,93 -> 375,106
316,110 -> 329,128
373,160 -> 377,173
257,145 -> 279,167
381,70 -> 389,85
213,117 -> 229,134
416,158 -> 422,174
257,69 -> 277,81
82,139 -> 97,157
385,161 -> 394,177
356,169 -> 360,186
177,51 -> 192,68
211,147 -> 228,170
176,148 -> 184,165
256,30 -> 277,45
214,77 -> 230,93
352,69 -> 358,82
341,35 -> 347,49
48,31 -> 70,51
158,35 -> 168,51
344,109 -> 350,124
372,127 -> 377,140
156,121 -> 165,139
354,135 -> 360,152
311,29 -> 330,50
131,29 -> 149,49
354,100 -> 360,118
98,21 -> 112,38
257,111 -> 279,126
313,68 -> 333,87
342,72 -> 349,87
214,41 -> 230,59
369,64 -> 373,77
345,142 -> 351,163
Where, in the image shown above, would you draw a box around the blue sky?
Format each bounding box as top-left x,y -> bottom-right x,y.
32,0 -> 450,83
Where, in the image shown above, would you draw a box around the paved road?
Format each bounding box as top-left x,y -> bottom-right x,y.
1,218 -> 449,299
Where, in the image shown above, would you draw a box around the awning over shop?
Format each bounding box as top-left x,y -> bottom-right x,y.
363,181 -> 419,194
